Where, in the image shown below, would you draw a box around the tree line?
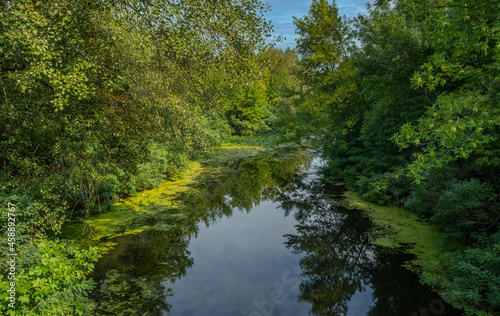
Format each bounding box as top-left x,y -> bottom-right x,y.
0,0 -> 299,314
287,0 -> 499,315
1,0 -> 498,314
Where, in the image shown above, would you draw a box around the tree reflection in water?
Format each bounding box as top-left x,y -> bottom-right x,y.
281,157 -> 459,316
88,149 -> 460,315
89,148 -> 312,315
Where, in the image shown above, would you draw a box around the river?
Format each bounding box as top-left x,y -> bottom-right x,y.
87,147 -> 461,316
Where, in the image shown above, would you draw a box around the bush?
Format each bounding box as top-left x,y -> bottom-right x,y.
420,232 -> 500,316
0,239 -> 100,315
431,179 -> 496,244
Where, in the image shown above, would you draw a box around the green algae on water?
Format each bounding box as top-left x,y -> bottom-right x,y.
61,161 -> 206,253
343,191 -> 440,259
201,145 -> 266,166
61,145 -> 282,253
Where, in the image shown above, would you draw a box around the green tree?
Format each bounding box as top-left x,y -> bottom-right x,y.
294,0 -> 350,73
0,239 -> 100,315
286,0 -> 361,148
394,0 -> 500,183
1,0 -> 274,313
290,0 -> 499,314
223,48 -> 300,136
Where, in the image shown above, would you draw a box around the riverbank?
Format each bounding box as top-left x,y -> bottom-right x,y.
61,139 -> 462,315
85,147 -> 461,315
343,191 -> 440,257
60,138 -> 281,253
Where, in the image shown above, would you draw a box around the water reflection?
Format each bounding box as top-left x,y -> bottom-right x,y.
280,170 -> 459,316
89,148 -> 312,315
89,149 -> 460,316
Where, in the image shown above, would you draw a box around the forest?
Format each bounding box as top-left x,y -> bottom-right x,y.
0,0 -> 499,315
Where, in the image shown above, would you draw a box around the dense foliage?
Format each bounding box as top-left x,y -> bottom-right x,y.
0,0 -> 282,313
223,47 -> 301,135
289,0 -> 499,314
3,0 -> 498,314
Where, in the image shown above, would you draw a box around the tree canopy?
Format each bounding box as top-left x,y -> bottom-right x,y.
288,1 -> 499,314
0,0 -> 278,314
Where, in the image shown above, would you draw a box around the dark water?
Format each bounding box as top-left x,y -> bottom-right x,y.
89,148 -> 462,316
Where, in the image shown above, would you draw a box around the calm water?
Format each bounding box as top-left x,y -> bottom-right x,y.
89,148 -> 461,316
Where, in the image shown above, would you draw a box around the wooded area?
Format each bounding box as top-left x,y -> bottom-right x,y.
0,0 -> 297,313
287,1 -> 499,315
0,0 -> 498,315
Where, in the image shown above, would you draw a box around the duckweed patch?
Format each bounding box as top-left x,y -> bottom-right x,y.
202,145 -> 267,166
221,134 -> 281,148
61,162 -> 205,253
343,191 -> 440,260
62,145 -> 285,253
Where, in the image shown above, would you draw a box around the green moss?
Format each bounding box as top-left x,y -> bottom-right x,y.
343,191 -> 440,259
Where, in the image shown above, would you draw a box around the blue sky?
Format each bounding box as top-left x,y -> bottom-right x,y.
264,0 -> 370,49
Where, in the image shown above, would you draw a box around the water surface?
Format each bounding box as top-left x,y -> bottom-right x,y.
89,149 -> 461,316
